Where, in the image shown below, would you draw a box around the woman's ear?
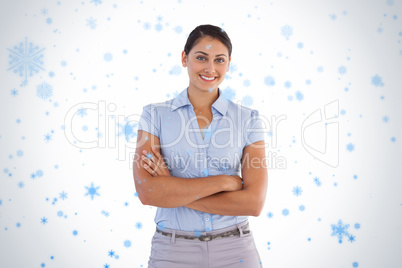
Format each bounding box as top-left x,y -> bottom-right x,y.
181,50 -> 187,67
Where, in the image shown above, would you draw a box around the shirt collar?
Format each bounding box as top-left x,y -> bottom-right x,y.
171,87 -> 228,115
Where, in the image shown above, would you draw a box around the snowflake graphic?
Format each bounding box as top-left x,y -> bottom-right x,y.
41,8 -> 48,15
10,88 -> 18,97
90,0 -> 102,6
264,75 -> 275,86
85,182 -> 100,200
44,133 -> 52,142
346,143 -> 355,152
36,82 -> 53,100
143,22 -> 151,30
313,177 -> 321,186
108,250 -> 115,257
41,217 -> 48,224
331,219 -> 355,243
101,210 -> 110,217
292,186 -> 303,196
281,25 -> 293,40
169,65 -> 182,75
8,37 -> 45,86
86,17 -> 97,29
123,240 -> 131,248
371,74 -> 384,87
117,120 -> 138,142
59,191 -> 68,200
135,222 -> 143,229
77,107 -> 88,118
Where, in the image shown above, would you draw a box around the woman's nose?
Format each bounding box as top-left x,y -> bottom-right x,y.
204,60 -> 216,74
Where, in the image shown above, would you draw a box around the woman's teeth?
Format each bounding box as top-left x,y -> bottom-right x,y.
200,75 -> 216,81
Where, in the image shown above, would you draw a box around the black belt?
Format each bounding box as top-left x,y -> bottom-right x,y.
156,223 -> 250,242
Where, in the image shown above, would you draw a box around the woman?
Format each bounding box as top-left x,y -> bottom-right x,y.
133,24 -> 268,268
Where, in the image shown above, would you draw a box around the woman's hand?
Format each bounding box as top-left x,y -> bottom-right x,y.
141,146 -> 171,177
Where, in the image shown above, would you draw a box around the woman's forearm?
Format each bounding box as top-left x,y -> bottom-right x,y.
185,188 -> 264,216
134,173 -> 235,208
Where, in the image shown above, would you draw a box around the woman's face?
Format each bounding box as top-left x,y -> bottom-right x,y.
182,36 -> 231,93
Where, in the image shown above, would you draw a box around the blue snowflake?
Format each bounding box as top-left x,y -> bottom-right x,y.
59,191 -> 68,200
295,91 -> 304,101
143,22 -> 151,30
222,86 -> 236,100
44,133 -> 52,142
346,143 -> 355,152
155,23 -> 163,32
18,181 -> 24,188
282,208 -> 289,216
101,210 -> 110,217
242,95 -> 253,107
338,66 -> 347,75
86,17 -> 97,29
313,177 -> 321,186
117,120 -> 138,142
10,88 -> 18,97
331,219 -> 354,243
174,26 -> 183,34
77,107 -> 88,118
135,222 -> 143,229
264,75 -> 275,86
371,74 -> 384,87
108,250 -> 115,257
8,37 -> 45,86
90,0 -> 102,6
123,240 -> 131,248
36,82 -> 53,100
41,217 -> 48,224
229,64 -> 237,73
157,15 -> 163,22
104,52 -> 113,62
36,170 -> 44,177
169,65 -> 182,75
281,25 -> 293,40
85,182 -> 100,200
41,8 -> 48,15
382,115 -> 389,123
292,186 -> 303,196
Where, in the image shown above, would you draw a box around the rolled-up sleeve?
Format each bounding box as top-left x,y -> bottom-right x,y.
138,104 -> 160,138
244,109 -> 266,147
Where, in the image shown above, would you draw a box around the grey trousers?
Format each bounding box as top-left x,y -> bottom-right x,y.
148,220 -> 263,268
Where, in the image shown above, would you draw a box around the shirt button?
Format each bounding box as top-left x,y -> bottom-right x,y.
205,218 -> 210,221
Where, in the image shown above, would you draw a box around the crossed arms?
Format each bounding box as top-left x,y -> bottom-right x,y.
132,130 -> 268,217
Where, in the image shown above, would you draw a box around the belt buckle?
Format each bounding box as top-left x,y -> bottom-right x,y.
199,235 -> 212,242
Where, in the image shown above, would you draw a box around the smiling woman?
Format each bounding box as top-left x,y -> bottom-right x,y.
133,24 -> 267,268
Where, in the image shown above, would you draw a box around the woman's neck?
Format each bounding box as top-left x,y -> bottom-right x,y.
187,85 -> 219,111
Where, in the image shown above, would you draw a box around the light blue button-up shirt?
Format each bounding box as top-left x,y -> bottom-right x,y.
138,87 -> 265,232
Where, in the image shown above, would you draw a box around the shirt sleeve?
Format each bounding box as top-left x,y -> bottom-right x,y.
137,104 -> 161,138
244,109 -> 266,147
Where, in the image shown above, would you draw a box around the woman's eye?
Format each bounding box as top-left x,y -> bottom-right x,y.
216,58 -> 225,63
196,56 -> 205,60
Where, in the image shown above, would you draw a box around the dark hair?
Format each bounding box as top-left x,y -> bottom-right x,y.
184,24 -> 232,57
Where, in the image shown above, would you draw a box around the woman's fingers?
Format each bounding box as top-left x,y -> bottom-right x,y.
141,152 -> 162,176
142,162 -> 156,176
